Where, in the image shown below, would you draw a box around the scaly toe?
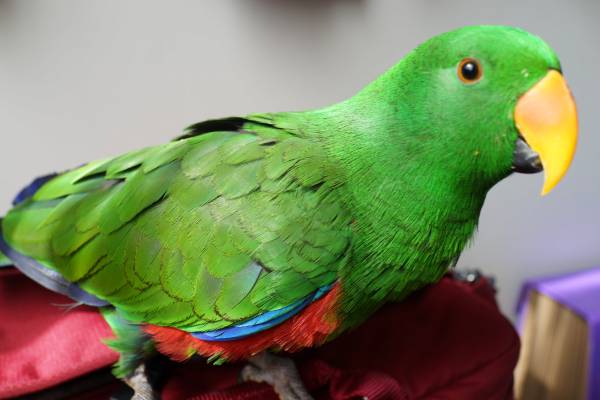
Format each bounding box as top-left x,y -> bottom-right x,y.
240,353 -> 313,400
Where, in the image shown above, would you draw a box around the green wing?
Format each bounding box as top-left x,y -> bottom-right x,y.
2,116 -> 352,332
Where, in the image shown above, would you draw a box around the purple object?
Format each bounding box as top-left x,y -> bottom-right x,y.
517,267 -> 600,400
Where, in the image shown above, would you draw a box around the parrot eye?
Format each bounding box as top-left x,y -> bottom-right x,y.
457,58 -> 483,83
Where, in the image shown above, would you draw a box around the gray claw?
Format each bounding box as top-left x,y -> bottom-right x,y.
241,352 -> 313,400
125,364 -> 160,400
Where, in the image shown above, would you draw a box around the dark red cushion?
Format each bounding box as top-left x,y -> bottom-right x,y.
0,268 -> 117,398
0,268 -> 519,399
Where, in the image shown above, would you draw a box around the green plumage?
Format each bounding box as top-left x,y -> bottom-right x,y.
101,308 -> 156,378
4,126 -> 351,332
2,25 -> 563,345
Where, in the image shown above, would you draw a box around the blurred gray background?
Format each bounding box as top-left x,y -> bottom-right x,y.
0,0 -> 598,320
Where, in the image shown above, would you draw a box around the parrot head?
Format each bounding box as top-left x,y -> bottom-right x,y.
350,25 -> 578,196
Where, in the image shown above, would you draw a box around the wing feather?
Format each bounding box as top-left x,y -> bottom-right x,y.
2,117 -> 352,333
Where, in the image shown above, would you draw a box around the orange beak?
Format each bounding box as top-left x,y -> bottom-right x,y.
514,70 -> 578,195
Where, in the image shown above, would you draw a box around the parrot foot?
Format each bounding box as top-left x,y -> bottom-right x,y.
125,364 -> 159,400
240,352 -> 313,400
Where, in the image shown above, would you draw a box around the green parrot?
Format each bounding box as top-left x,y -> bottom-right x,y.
0,25 -> 577,400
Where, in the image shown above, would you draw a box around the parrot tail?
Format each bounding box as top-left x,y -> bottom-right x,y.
0,226 -> 109,307
12,172 -> 58,206
0,173 -> 58,268
0,170 -> 110,306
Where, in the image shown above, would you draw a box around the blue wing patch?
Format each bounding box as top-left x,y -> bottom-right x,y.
191,283 -> 334,341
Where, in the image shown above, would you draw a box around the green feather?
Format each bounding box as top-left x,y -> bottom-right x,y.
101,308 -> 155,378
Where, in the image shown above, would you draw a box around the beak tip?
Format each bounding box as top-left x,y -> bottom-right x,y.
541,179 -> 557,196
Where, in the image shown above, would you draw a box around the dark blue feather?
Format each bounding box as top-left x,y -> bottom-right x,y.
12,173 -> 58,206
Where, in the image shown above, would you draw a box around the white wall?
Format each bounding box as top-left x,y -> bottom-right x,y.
1,0 -> 598,319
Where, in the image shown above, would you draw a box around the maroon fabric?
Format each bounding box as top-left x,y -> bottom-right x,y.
0,267 -> 519,399
0,268 -> 117,398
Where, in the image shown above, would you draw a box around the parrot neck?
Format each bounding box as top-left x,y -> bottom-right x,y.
301,94 -> 495,327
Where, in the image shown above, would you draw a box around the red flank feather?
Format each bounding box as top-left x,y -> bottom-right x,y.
145,284 -> 341,361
